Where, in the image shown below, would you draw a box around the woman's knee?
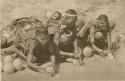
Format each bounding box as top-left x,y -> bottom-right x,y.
59,34 -> 69,43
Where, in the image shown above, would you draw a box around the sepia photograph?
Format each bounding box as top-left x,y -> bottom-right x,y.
0,0 -> 125,81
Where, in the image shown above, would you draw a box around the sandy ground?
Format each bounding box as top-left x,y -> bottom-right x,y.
1,44 -> 125,81
1,0 -> 125,80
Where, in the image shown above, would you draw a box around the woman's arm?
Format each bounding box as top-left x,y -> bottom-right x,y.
27,41 -> 41,69
27,54 -> 40,69
73,39 -> 79,58
50,55 -> 56,67
59,51 -> 74,57
90,26 -> 103,53
107,32 -> 112,50
54,32 -> 60,46
26,54 -> 47,73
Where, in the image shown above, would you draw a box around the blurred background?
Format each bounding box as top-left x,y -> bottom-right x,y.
0,0 -> 125,33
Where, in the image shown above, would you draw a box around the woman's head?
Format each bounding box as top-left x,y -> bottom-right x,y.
35,27 -> 49,45
51,11 -> 62,20
63,9 -> 77,25
36,34 -> 49,45
97,14 -> 109,28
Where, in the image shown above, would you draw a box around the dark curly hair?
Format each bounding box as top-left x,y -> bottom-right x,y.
97,14 -> 109,22
65,9 -> 77,15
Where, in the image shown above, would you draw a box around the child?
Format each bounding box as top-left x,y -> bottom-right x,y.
46,11 -> 62,46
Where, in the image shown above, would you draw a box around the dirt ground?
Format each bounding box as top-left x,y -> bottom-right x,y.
1,0 -> 125,80
1,44 -> 125,81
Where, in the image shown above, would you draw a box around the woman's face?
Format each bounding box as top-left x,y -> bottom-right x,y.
51,12 -> 61,20
36,36 -> 49,45
63,15 -> 76,25
97,20 -> 107,28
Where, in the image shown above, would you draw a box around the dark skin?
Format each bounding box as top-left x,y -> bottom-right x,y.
1,44 -> 27,65
27,36 -> 56,73
1,29 -> 26,59
46,12 -> 62,46
1,26 -> 34,61
89,20 -> 112,56
51,12 -> 61,20
59,15 -> 79,57
1,35 -> 27,60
